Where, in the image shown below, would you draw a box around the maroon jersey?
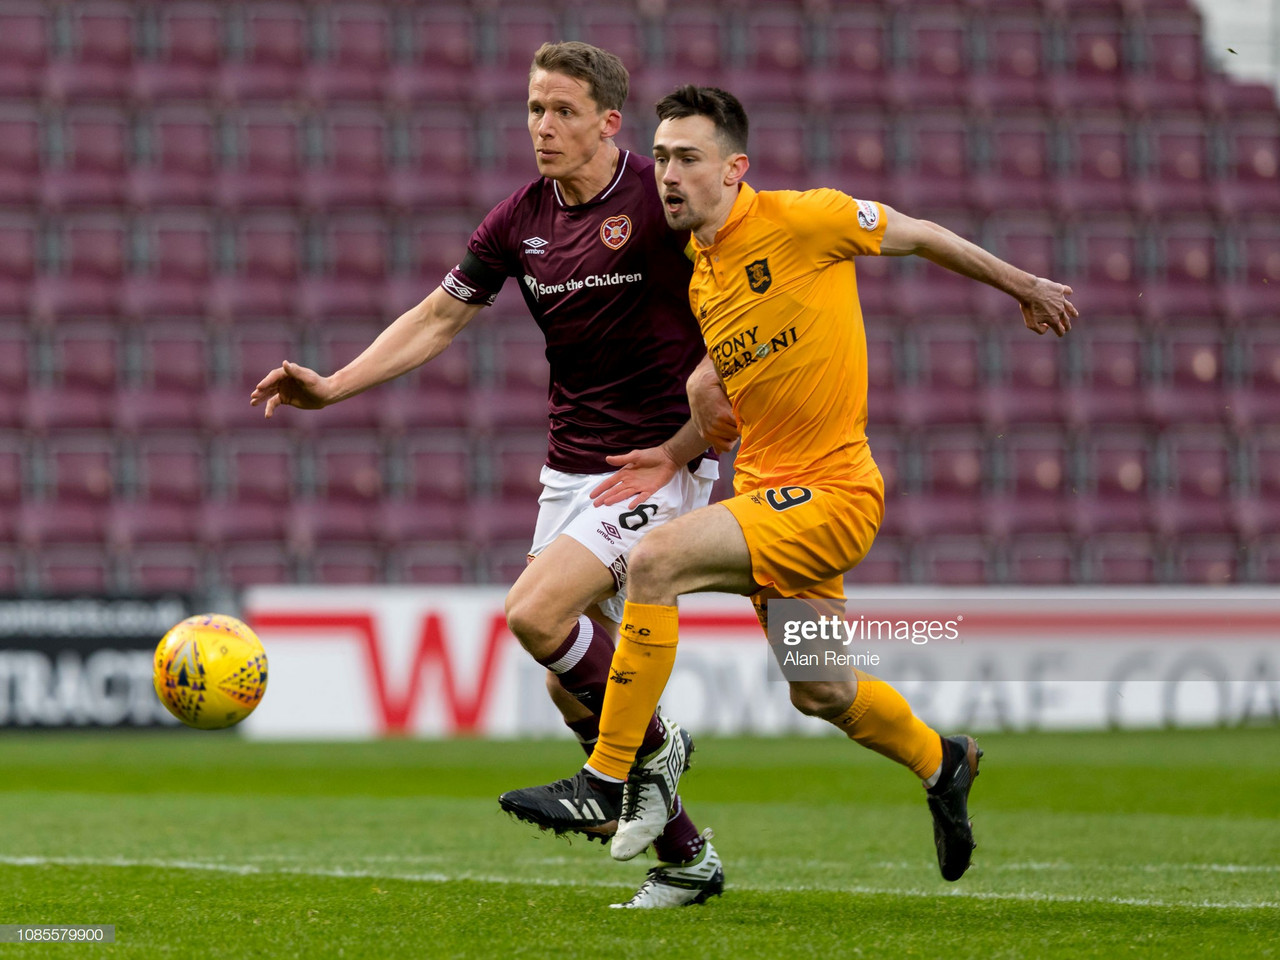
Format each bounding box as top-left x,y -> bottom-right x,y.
443,151 -> 708,474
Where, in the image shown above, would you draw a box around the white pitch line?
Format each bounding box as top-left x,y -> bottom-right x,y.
1,855 -> 1277,911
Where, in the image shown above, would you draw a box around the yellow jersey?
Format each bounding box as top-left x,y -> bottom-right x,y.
688,183 -> 886,491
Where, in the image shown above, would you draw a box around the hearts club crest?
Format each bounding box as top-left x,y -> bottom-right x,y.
600,216 -> 632,250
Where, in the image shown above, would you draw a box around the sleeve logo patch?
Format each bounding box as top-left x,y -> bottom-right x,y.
856,199 -> 879,231
600,215 -> 632,250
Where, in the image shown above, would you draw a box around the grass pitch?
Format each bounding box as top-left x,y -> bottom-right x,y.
0,728 -> 1276,959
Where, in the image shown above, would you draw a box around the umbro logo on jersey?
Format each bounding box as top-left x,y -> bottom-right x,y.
599,215 -> 631,250
523,237 -> 549,255
557,797 -> 609,821
442,273 -> 476,300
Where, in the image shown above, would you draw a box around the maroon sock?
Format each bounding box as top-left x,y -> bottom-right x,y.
652,795 -> 706,864
538,616 -> 667,757
566,715 -> 599,757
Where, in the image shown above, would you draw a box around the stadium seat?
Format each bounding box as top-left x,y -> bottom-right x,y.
1064,216 -> 1143,318
50,321 -> 120,393
1140,220 -> 1224,323
124,214 -> 215,319
44,2 -> 135,103
313,433 -> 386,503
1171,537 -> 1242,585
866,428 -> 905,536
377,331 -> 474,433
984,332 -> 1069,428
899,429 -> 987,538
215,108 -> 305,209
579,8 -> 655,102
0,432 -> 26,506
301,110 -> 389,211
1125,11 -> 1209,115
848,535 -> 908,585
125,543 -> 205,594
0,546 -> 23,594
865,328 -> 900,427
1082,534 -> 1161,584
1054,112 -> 1137,216
135,432 -> 207,505
806,7 -> 889,109
218,2 -> 307,102
744,110 -> 814,192
658,6 -> 728,89
972,116 -> 1054,215
299,216 -> 390,321
388,4 -> 478,105
41,107 -> 129,210
491,432 -> 549,500
915,536 -> 993,585
399,432 -> 475,506
217,542 -> 293,587
0,2 -> 49,99
896,323 -> 983,428
304,4 -> 390,103
108,499 -> 201,550
1046,15 -> 1128,114
1005,535 -> 1077,584
889,7 -> 971,109
132,2 -> 222,103
473,6 -> 563,103
470,329 -> 551,432
1135,119 -> 1213,217
389,543 -> 474,584
213,430 -> 298,507
0,107 -> 41,208
37,215 -> 131,323
968,14 -> 1050,114
35,544 -> 114,594
1213,122 -> 1280,219
819,111 -> 893,205
389,107 -> 475,212
1233,429 -> 1280,540
0,214 -> 37,317
1152,428 -> 1235,537
1222,222 -> 1280,324
988,428 -> 1074,538
128,108 -> 218,208
0,323 -> 27,430
728,7 -> 808,105
1227,330 -> 1280,432
1073,428 -> 1157,535
1144,324 -> 1229,425
211,214 -> 302,320
891,111 -> 976,214
399,214 -> 475,297
308,542 -> 386,585
208,323 -> 302,431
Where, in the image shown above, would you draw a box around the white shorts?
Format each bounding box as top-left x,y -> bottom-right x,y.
529,458 -> 720,623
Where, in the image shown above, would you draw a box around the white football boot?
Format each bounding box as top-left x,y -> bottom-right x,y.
611,831 -> 724,909
611,714 -> 692,861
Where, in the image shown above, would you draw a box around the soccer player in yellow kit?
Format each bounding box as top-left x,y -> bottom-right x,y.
500,85 -> 1077,891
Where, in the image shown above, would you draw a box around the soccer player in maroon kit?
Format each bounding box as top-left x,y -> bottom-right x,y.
250,42 -> 727,908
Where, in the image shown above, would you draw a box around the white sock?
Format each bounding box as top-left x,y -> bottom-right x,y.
584,763 -> 624,784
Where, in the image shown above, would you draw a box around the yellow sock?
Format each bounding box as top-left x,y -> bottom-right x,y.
829,669 -> 943,781
587,602 -> 679,781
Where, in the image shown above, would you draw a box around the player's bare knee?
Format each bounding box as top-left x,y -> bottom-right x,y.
626,529 -> 679,600
504,592 -> 562,657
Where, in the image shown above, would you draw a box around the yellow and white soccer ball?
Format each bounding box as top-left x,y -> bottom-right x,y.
153,614 -> 268,730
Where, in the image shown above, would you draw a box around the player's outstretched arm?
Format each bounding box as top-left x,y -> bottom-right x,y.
877,204 -> 1078,338
250,287 -> 482,418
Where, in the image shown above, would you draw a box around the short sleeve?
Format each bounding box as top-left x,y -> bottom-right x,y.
784,189 -> 887,262
441,201 -> 513,306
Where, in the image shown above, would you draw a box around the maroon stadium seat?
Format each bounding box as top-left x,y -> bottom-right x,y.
41,107 -> 129,210
891,111 -> 975,213
848,535 -> 909,585
109,500 -> 201,550
1065,216 -> 1143,317
116,325 -> 209,433
301,109 -> 389,211
0,322 -> 28,429
745,110 -> 814,192
36,545 -> 113,594
51,322 -> 120,393
45,2 -> 135,103
728,7 -> 808,105
389,543 -> 473,585
659,6 -> 727,89
1054,111 -> 1137,216
976,215 -> 1060,322
1173,538 -> 1243,585
309,542 -> 385,585
389,107 -> 475,212
0,107 -> 41,208
1228,330 -> 1280,432
0,3 -> 49,99
1152,428 -> 1235,538
1067,328 -> 1148,431
473,6 -> 563,103
898,429 -> 988,539
1047,15 -> 1128,114
820,111 -> 893,205
1135,119 -> 1213,217
1125,12 -> 1209,115
132,2 -> 222,103
470,329 -> 550,433
916,537 -> 993,586
491,432 -> 549,500
1140,220 -> 1223,322
0,546 -> 23,594
968,14 -> 1050,114
865,329 -> 900,427
218,542 -> 293,587
136,432 -> 207,505
1083,534 -> 1161,584
211,213 -> 302,320
984,332 -> 1068,429
579,8 -> 654,102
124,214 -> 215,319
388,4 -> 478,105
1222,222 -> 1280,324
973,116 -> 1054,215
896,323 -> 983,428
218,2 -> 307,102
0,214 -> 37,317
1213,122 -> 1280,219
128,108 -> 218,208
1074,428 -> 1157,535
1005,535 -> 1077,585
890,7 -> 970,109
299,216 -> 390,321
304,4 -> 390,103
806,7 -> 890,109
125,543 -> 205,594
1232,430 -> 1280,541
216,108 -> 305,209
1144,324 -> 1229,426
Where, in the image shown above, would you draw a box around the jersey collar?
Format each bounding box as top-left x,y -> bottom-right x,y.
552,150 -> 631,208
691,182 -> 756,253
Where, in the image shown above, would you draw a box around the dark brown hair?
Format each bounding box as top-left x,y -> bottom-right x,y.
531,42 -> 629,113
655,85 -> 749,154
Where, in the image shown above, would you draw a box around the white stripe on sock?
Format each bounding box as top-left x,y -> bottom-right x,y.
545,615 -> 594,674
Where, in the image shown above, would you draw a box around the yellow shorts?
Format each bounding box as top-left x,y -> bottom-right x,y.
723,471 -> 884,630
